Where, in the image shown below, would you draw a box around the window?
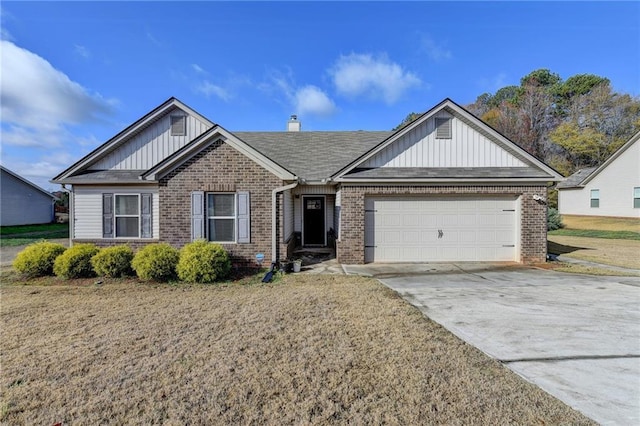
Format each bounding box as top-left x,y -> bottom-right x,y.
590,189 -> 600,208
102,193 -> 152,239
435,117 -> 452,139
207,194 -> 236,242
634,187 -> 640,209
170,115 -> 186,136
191,191 -> 249,243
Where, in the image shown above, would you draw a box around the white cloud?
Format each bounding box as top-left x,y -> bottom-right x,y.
262,70 -> 336,117
0,40 -> 114,148
74,44 -> 91,59
330,53 -> 421,104
478,72 -> 508,92
192,63 -> 206,74
195,80 -> 231,101
421,36 -> 452,62
295,85 -> 335,117
1,152 -> 76,191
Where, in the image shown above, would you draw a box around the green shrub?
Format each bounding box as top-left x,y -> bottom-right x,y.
177,240 -> 231,283
53,243 -> 100,279
547,207 -> 564,231
131,243 -> 179,282
91,245 -> 134,278
13,241 -> 66,277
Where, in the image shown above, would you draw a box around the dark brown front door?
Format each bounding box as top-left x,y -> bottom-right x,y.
303,197 -> 325,246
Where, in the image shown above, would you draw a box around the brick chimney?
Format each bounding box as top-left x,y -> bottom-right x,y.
287,115 -> 301,132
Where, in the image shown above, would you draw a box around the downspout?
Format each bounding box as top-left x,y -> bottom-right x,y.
272,181 -> 299,262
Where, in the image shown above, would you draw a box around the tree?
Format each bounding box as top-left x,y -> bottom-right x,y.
393,112 -> 422,131
549,122 -> 609,167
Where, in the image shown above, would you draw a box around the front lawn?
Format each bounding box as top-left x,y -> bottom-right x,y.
0,223 -> 69,247
1,275 -> 593,425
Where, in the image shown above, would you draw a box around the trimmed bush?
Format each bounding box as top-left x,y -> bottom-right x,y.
131,243 -> 179,282
13,241 -> 66,277
53,244 -> 100,279
177,240 -> 231,284
547,207 -> 564,231
91,245 -> 134,278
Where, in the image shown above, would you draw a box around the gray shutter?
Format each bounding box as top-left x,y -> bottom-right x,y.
237,191 -> 250,243
141,193 -> 152,238
191,191 -> 205,241
102,193 -> 114,238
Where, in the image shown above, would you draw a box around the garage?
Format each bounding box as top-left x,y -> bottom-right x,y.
364,196 -> 519,263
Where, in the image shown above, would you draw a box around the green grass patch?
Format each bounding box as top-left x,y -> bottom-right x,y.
0,223 -> 68,236
0,224 -> 69,247
549,228 -> 640,240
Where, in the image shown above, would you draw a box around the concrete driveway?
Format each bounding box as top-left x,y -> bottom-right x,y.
344,264 -> 640,425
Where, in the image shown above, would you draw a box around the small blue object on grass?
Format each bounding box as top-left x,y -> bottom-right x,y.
262,262 -> 277,283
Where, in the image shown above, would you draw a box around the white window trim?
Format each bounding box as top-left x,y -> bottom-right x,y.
114,193 -> 140,238
207,193 -> 237,243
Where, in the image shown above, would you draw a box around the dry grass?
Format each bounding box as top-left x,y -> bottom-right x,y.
1,275 -> 593,425
548,235 -> 640,269
543,262 -> 640,276
561,215 -> 640,232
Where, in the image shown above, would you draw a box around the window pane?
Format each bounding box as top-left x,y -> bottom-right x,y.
115,195 -> 138,215
590,199 -> 599,208
634,187 -> 640,198
116,217 -> 139,237
590,189 -> 599,199
208,219 -> 235,242
208,194 -> 235,216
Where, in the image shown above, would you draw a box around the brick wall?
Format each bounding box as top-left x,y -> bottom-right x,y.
159,140 -> 283,266
336,184 -> 548,264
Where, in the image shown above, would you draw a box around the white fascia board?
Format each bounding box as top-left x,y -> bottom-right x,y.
335,177 -> 561,184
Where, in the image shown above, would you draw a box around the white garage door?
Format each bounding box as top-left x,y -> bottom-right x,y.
364,197 -> 518,263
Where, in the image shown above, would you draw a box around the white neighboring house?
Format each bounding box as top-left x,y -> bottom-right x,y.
1,166 -> 58,226
557,131 -> 640,218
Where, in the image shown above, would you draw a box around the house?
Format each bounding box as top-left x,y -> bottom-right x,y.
51,97 -> 562,265
557,131 -> 640,218
1,166 -> 57,226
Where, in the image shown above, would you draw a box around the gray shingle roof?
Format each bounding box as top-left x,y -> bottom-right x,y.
60,170 -> 151,184
343,167 -> 552,180
233,131 -> 392,180
556,167 -> 597,189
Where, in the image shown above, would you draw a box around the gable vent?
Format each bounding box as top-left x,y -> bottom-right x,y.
171,115 -> 186,136
435,117 -> 452,139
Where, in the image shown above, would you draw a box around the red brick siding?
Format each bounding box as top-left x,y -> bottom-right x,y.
336,185 -> 548,264
158,140 -> 283,265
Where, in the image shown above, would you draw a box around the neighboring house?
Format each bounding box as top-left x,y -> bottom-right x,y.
52,97 -> 562,265
1,166 -> 57,226
557,131 -> 640,218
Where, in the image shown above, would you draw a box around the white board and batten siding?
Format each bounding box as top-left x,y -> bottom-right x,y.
292,185 -> 337,234
364,196 -> 520,263
362,111 -> 526,168
73,186 -> 159,239
90,110 -> 212,170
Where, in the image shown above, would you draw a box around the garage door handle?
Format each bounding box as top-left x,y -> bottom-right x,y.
438,229 -> 443,239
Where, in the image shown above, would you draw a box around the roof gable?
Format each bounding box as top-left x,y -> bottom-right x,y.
334,98 -> 563,182
1,166 -> 57,199
580,131 -> 640,186
142,126 -> 296,181
52,97 -> 213,183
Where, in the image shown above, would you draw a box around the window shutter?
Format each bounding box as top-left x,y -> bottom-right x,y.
191,191 -> 205,240
237,191 -> 250,243
141,193 -> 153,238
102,193 -> 114,238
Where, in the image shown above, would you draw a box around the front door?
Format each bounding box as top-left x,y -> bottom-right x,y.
303,196 -> 325,246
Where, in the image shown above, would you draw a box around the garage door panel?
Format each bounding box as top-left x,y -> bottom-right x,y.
365,196 -> 518,262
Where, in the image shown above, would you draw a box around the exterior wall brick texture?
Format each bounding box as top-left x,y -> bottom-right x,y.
336,184 -> 548,264
158,140 -> 283,266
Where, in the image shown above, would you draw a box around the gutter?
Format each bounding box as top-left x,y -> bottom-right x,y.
272,181 -> 299,262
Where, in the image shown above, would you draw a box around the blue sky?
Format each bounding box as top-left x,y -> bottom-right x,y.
1,1 -> 639,191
